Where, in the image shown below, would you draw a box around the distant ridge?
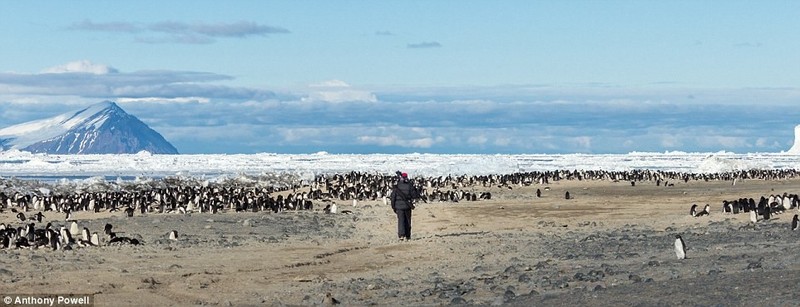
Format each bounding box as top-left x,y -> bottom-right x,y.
0,101 -> 178,154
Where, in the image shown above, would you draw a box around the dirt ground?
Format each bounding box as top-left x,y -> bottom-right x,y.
1,177 -> 799,306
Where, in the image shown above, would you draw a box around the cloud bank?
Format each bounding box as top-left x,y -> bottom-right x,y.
2,61 -> 800,154
407,41 -> 442,49
69,19 -> 289,44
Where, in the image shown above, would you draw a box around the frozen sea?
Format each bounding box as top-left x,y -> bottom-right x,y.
1,150 -> 800,184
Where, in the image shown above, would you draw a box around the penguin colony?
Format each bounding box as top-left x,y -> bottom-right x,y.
0,218 -> 147,250
715,193 -> 800,222
2,168 -> 800,252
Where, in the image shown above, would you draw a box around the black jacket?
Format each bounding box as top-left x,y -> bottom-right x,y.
391,179 -> 419,211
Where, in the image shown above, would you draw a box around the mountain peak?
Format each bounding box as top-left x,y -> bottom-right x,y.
0,102 -> 178,154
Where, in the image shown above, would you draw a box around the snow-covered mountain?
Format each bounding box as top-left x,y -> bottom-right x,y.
0,101 -> 178,154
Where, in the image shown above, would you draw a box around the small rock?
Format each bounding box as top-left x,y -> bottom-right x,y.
450,297 -> 467,305
503,289 -> 516,302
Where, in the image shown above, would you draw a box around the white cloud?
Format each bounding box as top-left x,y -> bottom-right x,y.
357,135 -> 441,148
69,20 -> 289,45
42,60 -> 118,75
660,135 -> 682,148
494,138 -> 511,146
309,79 -> 351,88
116,97 -> 210,104
468,135 -> 488,145
572,136 -> 592,149
303,90 -> 377,103
0,61 -> 274,101
303,80 -> 377,103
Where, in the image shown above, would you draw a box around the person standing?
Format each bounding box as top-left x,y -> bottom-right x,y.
391,171 -> 420,241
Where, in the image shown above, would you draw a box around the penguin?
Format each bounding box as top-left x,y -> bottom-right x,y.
696,204 -> 710,217
764,206 -> 772,220
34,212 -> 44,223
81,227 -> 90,242
324,203 -> 338,214
321,292 -> 340,305
674,235 -> 687,260
60,226 -> 73,245
108,234 -> 140,245
70,221 -> 79,238
690,204 -> 698,217
124,207 -> 134,218
749,210 -> 758,223
90,233 -> 100,246
104,223 -> 113,235
64,209 -> 72,222
49,231 -> 60,251
169,230 -> 178,241
792,214 -> 799,231
25,223 -> 35,242
536,189 -> 541,198
565,191 -> 571,200
16,212 -> 26,222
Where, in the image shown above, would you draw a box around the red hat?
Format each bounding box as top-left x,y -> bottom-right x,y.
401,172 -> 408,178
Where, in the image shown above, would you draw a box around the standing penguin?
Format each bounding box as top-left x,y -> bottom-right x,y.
565,191 -> 571,200
749,210 -> 758,223
690,204 -> 698,217
536,189 -> 541,198
792,214 -> 799,231
674,235 -> 687,259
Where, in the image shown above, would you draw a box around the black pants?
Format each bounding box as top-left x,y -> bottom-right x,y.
396,209 -> 412,239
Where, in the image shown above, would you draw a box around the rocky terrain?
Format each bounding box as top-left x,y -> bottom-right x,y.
1,178 -> 799,306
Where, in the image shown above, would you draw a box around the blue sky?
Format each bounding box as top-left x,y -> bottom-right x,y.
1,1 -> 799,154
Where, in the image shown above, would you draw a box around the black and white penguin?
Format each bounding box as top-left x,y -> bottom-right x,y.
792,214 -> 799,231
323,203 -> 338,214
90,233 -> 100,246
749,210 -> 758,223
104,223 -> 113,235
764,206 -> 772,220
536,189 -> 541,198
49,230 -> 60,251
16,212 -> 26,222
696,204 -> 710,217
81,227 -> 90,243
25,223 -> 35,242
690,204 -> 698,217
59,226 -> 74,245
70,221 -> 79,238
34,212 -> 44,223
321,292 -> 340,305
64,209 -> 72,222
674,235 -> 687,260
168,230 -> 178,241
108,233 -> 140,245
124,207 -> 134,218
565,191 -> 571,200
